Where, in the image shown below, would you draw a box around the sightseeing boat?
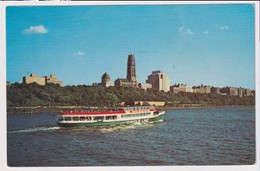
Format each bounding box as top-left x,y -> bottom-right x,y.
56,106 -> 165,127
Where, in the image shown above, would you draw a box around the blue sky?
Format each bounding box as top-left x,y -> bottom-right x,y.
6,4 -> 255,89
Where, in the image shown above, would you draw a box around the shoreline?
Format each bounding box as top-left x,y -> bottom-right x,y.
6,105 -> 255,114
159,105 -> 254,111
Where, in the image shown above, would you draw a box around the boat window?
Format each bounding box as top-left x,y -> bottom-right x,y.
73,117 -> 80,121
106,116 -> 117,120
86,116 -> 91,121
64,117 -> 71,121
153,111 -> 159,115
94,116 -> 104,120
80,116 -> 85,121
122,114 -> 130,118
58,117 -> 63,121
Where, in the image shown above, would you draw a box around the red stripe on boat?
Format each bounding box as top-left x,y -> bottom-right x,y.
60,111 -> 125,115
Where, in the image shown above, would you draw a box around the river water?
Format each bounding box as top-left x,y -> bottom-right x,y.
7,107 -> 255,166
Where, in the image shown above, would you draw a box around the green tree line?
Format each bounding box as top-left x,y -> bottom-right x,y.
7,83 -> 255,108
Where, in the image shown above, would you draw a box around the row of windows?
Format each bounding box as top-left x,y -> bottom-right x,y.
60,116 -> 92,121
59,112 -> 153,121
59,115 -> 117,121
121,112 -> 151,118
124,106 -> 154,111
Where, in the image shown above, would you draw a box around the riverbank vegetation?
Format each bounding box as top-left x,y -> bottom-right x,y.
7,83 -> 255,113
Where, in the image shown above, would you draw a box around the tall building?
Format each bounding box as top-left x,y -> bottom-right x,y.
114,54 -> 138,87
146,70 -> 170,92
127,54 -> 137,82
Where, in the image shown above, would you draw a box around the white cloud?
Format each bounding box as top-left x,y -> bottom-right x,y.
220,25 -> 229,30
186,28 -> 194,36
76,51 -> 85,56
23,25 -> 48,34
178,26 -> 194,36
204,30 -> 209,34
178,26 -> 185,32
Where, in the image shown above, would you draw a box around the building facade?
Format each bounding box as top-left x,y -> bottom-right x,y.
134,101 -> 166,107
170,84 -> 193,93
23,73 -> 46,86
238,88 -> 243,97
211,87 -> 220,94
243,89 -> 252,96
45,74 -> 63,86
114,78 -> 134,87
220,87 -> 238,96
193,85 -> 211,94
138,83 -> 152,91
251,90 -> 255,96
146,70 -> 170,92
99,72 -> 114,87
23,73 -> 63,86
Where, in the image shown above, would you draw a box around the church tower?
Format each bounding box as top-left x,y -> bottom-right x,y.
127,54 -> 137,82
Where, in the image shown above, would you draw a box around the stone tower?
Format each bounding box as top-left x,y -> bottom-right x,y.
127,54 -> 137,82
101,72 -> 110,84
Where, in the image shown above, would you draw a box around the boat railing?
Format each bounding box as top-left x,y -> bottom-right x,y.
60,106 -> 155,113
62,108 -> 124,113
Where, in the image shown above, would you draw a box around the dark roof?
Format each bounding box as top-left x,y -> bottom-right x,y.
102,72 -> 110,79
115,78 -> 130,82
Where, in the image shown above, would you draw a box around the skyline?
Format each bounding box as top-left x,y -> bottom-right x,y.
6,4 -> 255,89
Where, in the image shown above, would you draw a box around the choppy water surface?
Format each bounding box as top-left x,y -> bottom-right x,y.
7,107 -> 255,166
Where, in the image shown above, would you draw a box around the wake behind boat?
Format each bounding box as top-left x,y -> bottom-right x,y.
56,106 -> 165,127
